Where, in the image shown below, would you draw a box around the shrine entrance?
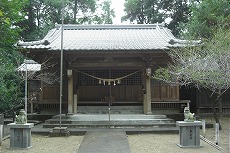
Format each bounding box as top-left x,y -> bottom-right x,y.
76,69 -> 143,106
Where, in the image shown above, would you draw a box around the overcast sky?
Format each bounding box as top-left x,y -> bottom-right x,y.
111,0 -> 125,24
111,0 -> 172,24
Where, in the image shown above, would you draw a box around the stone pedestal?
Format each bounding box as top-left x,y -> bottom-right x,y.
50,127 -> 70,137
176,121 -> 202,148
8,123 -> 34,149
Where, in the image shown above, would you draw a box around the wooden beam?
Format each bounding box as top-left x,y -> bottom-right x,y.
72,62 -> 146,68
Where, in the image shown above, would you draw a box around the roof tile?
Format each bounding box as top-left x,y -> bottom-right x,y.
18,24 -> 200,51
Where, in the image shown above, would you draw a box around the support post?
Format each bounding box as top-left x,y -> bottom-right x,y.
143,93 -> 147,113
215,123 -> 220,145
0,114 -> 3,146
0,125 -> 2,146
202,119 -> 206,137
25,69 -> 28,114
229,128 -> 230,153
30,102 -> 33,114
67,70 -> 73,114
74,94 -> 78,113
144,68 -> 152,114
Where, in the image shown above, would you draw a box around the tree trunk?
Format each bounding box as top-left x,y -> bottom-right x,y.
28,1 -> 35,33
211,100 -> 219,123
211,99 -> 222,130
218,90 -> 223,119
73,0 -> 78,23
36,7 -> 40,34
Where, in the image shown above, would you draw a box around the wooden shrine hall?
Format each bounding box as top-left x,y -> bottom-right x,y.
18,24 -> 195,115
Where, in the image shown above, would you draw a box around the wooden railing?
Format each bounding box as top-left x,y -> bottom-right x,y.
151,100 -> 190,109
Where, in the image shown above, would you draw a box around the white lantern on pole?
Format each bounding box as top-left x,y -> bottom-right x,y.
17,59 -> 41,114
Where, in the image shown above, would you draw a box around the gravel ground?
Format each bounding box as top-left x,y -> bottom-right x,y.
128,117 -> 230,153
0,117 -> 229,153
0,135 -> 84,153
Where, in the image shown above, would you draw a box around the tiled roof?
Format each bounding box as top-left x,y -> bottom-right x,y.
17,24 -> 200,51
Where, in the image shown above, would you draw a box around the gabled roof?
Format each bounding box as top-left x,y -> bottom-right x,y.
17,24 -> 200,51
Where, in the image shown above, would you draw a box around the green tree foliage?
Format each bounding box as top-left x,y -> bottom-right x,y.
70,0 -> 97,24
19,0 -> 123,40
18,0 -> 71,40
185,0 -> 230,38
0,51 -> 24,112
19,0 -> 106,40
99,0 -> 115,24
154,29 -> 230,124
122,0 -> 166,24
0,0 -> 25,112
154,0 -> 230,125
122,0 -> 191,36
0,0 -> 26,47
159,0 -> 191,36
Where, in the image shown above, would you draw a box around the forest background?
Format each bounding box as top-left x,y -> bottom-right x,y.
0,0 -> 229,117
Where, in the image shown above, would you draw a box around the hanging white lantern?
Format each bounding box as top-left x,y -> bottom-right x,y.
117,79 -> 121,84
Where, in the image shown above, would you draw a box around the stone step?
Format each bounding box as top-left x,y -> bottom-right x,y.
77,110 -> 144,114
43,123 -> 176,128
31,124 -> 179,135
77,106 -> 143,114
43,114 -> 176,129
50,114 -> 169,120
44,120 -> 175,126
78,106 -> 143,110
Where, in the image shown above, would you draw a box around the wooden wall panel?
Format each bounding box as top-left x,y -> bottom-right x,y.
151,85 -> 179,101
78,85 -> 142,102
197,88 -> 230,107
112,86 -> 126,100
152,86 -> 161,101
42,86 -> 67,102
78,86 -> 110,101
126,86 -> 142,101
41,85 -> 179,103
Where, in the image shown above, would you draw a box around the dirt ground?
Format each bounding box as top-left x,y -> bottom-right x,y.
0,117 -> 229,153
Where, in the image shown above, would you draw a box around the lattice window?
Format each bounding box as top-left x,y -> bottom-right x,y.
78,69 -> 142,86
152,78 -> 169,86
151,78 -> 178,86
29,80 -> 40,91
78,70 -> 94,86
93,70 -> 109,86
111,70 -> 142,85
152,79 -> 161,86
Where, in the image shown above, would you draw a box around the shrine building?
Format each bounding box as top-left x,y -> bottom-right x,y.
18,24 -> 200,115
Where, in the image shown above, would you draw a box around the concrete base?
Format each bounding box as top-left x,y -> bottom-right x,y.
50,127 -> 70,137
177,144 -> 203,148
176,121 -> 202,148
146,112 -> 152,115
8,123 -> 34,149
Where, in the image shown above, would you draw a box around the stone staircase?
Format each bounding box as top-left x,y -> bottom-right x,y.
77,105 -> 144,114
43,114 -> 176,130
42,106 -> 179,132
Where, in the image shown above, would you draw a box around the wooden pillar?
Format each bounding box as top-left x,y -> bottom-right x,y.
30,102 -> 33,114
144,68 -> 152,114
40,80 -> 44,101
143,93 -> 147,113
67,70 -> 73,114
74,94 -> 78,113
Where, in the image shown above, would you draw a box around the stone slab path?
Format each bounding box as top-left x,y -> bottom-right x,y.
77,130 -> 131,153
